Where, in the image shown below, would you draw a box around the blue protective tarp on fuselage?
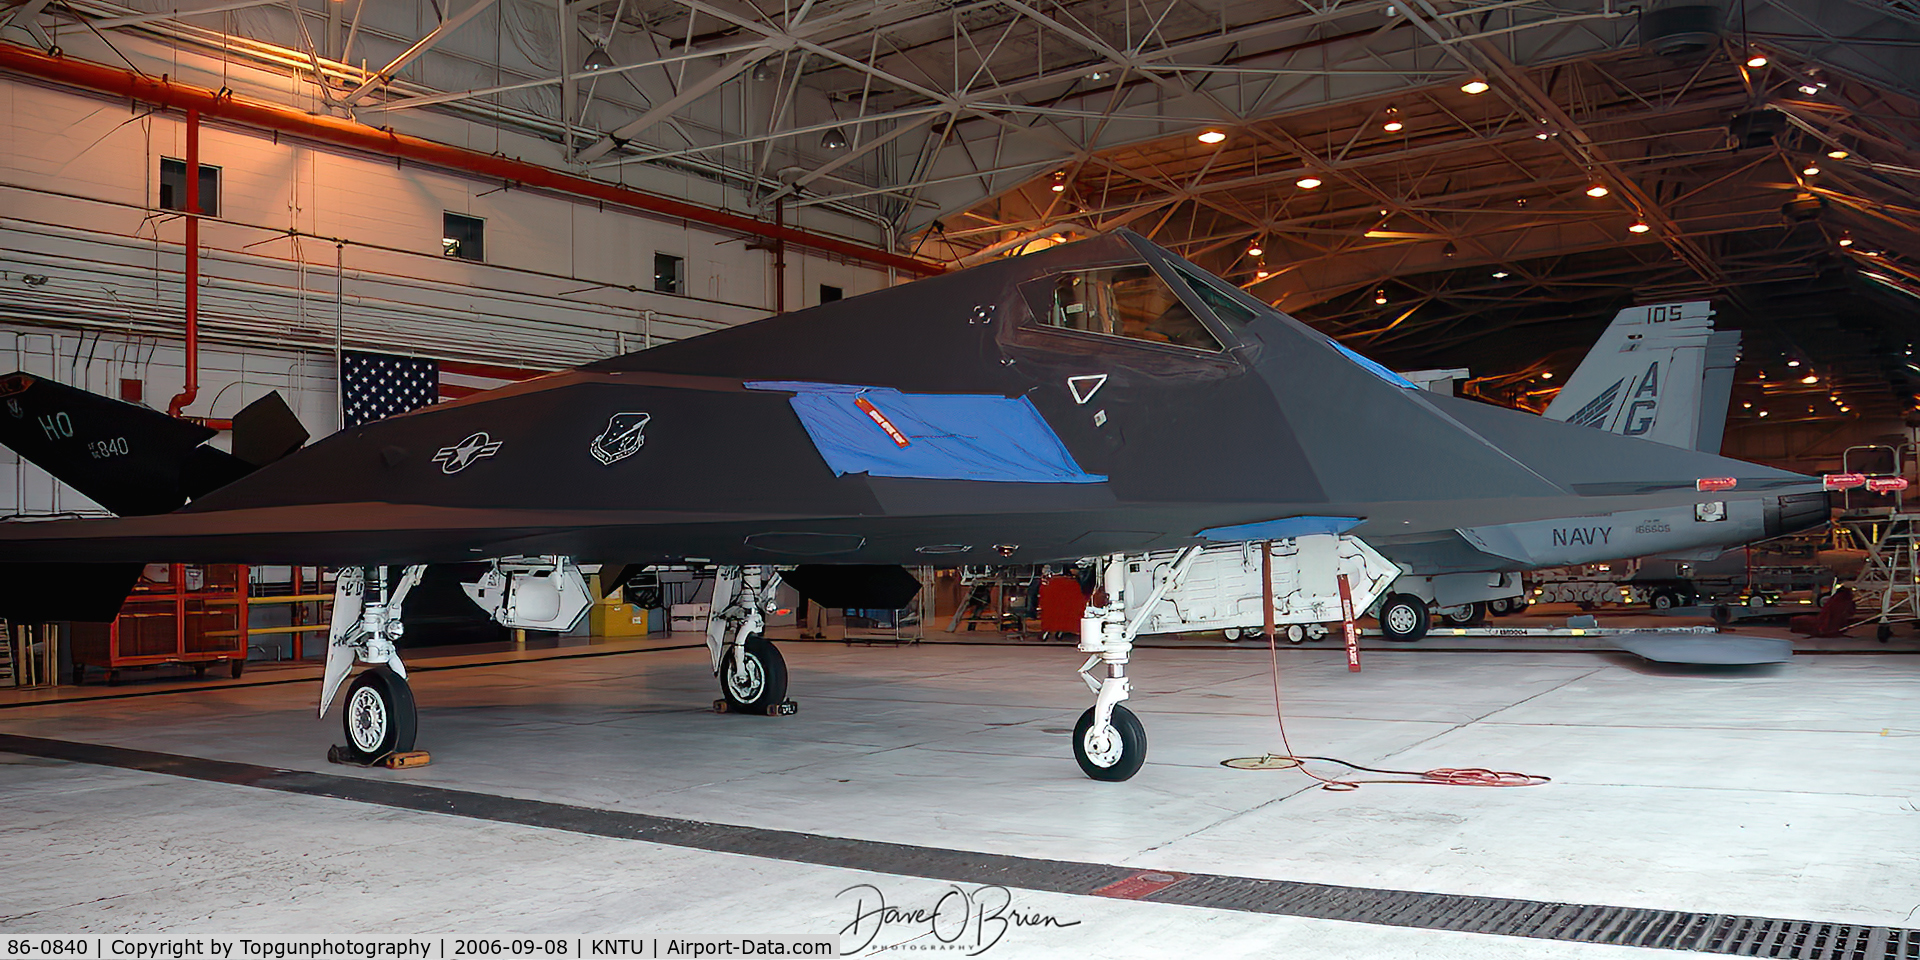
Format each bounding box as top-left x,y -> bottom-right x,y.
1326,337 -> 1418,389
746,381 -> 1107,484
1197,516 -> 1363,541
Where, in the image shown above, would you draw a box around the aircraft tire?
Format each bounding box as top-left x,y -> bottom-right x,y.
341,666 -> 417,763
1650,589 -> 1679,611
1073,704 -> 1147,781
721,635 -> 789,713
1440,602 -> 1486,626
1378,594 -> 1430,642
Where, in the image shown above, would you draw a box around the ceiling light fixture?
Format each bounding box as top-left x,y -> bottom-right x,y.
1827,148 -> 1849,159
1088,69 -> 1110,81
1628,220 -> 1650,234
1802,162 -> 1820,176
1801,374 -> 1819,384
582,44 -> 616,71
1745,50 -> 1768,68
1585,183 -> 1610,198
1797,79 -> 1824,95
1541,371 -> 1554,380
1492,270 -> 1510,279
1256,268 -> 1270,279
1759,410 -> 1770,417
1461,78 -> 1489,95
1247,241 -> 1264,257
1382,106 -> 1403,132
1297,176 -> 1322,189
1787,358 -> 1801,367
820,127 -> 849,151
1373,289 -> 1388,305
1198,129 -> 1227,144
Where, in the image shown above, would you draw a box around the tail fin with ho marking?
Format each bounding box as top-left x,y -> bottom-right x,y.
1543,301 -> 1739,453
0,372 -> 310,517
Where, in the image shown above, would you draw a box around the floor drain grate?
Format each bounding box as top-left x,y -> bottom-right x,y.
1139,880 -> 1908,958
2,732 -> 1911,958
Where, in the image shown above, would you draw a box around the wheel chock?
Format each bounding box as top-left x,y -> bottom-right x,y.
327,746 -> 433,768
712,699 -> 799,717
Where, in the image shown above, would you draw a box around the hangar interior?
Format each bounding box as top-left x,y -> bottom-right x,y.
1,0 -> 1917,956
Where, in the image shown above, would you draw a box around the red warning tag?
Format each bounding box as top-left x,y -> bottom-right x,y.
1696,477 -> 1738,492
1337,573 -> 1362,673
854,396 -> 911,448
1866,477 -> 1909,493
1823,473 -> 1866,490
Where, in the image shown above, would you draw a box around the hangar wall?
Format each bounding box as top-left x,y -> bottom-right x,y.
0,76 -> 894,516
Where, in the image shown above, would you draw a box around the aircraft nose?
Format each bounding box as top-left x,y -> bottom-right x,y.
1764,490 -> 1835,537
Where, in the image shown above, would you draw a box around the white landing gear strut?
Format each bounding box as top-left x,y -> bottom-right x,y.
318,565 -> 426,764
1073,548 -> 1201,781
707,565 -> 795,716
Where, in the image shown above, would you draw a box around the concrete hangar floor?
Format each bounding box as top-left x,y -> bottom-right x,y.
1,632 -> 1916,959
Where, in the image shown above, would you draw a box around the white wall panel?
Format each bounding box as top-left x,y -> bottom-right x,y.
0,76 -> 900,518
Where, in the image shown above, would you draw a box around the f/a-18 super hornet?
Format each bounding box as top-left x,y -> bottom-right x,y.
1349,301 -> 1828,639
0,230 -> 1823,781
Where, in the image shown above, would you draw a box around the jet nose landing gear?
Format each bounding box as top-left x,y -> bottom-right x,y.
1069,548 -> 1202,782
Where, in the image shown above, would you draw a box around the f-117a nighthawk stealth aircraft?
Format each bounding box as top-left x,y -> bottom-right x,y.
0,230 -> 1823,781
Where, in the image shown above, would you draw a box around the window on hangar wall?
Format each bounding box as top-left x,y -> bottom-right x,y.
159,158 -> 220,217
820,284 -> 843,303
654,253 -> 684,294
443,212 -> 485,262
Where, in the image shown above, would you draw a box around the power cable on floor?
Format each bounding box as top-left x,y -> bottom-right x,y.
1219,626 -> 1549,789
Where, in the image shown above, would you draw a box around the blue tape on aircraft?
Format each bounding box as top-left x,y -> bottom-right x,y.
747,381 -> 1106,483
1197,516 -> 1363,541
1327,337 -> 1417,389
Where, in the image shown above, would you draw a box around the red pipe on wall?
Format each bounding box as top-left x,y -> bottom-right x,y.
167,108 -> 201,418
0,43 -> 943,278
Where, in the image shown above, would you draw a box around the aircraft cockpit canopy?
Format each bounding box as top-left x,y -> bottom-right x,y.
1023,264 -> 1226,352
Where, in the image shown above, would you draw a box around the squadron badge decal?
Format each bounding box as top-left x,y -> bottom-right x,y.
591,412 -> 651,465
433,432 -> 504,473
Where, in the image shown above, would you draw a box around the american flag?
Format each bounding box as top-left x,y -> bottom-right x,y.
341,351 -> 438,427
341,351 -> 546,427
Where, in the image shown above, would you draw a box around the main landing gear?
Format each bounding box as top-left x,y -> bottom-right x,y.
319,565 -> 425,764
708,565 -> 796,716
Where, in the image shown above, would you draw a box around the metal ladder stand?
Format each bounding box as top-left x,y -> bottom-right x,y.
0,621 -> 15,686
1834,442 -> 1919,641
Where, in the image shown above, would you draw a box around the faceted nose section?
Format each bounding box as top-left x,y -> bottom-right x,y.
1765,491 -> 1833,537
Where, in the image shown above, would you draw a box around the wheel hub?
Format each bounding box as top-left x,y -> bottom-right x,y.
725,653 -> 766,702
347,686 -> 388,753
1081,724 -> 1123,767
1385,604 -> 1418,634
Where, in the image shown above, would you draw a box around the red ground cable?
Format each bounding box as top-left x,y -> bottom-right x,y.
1250,566 -> 1548,790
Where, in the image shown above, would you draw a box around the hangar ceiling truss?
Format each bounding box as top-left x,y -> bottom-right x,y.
1,0 -> 1915,413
